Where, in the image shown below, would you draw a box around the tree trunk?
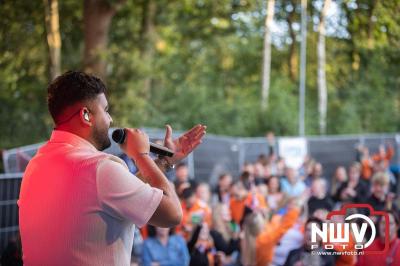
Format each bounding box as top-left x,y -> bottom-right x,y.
139,0 -> 157,99
44,0 -> 61,81
83,0 -> 126,81
286,0 -> 297,82
298,0 -> 307,136
367,0 -> 378,49
317,0 -> 331,135
261,0 -> 275,110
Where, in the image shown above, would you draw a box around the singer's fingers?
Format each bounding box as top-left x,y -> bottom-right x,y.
193,130 -> 206,140
184,124 -> 203,137
185,125 -> 206,140
164,124 -> 172,140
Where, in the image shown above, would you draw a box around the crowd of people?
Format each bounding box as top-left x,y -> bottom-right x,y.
1,137 -> 399,266
124,136 -> 399,266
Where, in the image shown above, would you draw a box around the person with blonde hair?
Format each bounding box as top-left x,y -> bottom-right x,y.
240,199 -> 302,266
330,166 -> 347,197
366,172 -> 397,212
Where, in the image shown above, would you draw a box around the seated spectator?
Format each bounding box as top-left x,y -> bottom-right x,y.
240,171 -> 255,185
276,157 -> 286,177
210,203 -> 240,256
229,180 -> 267,225
304,162 -> 324,187
301,158 -> 316,180
366,172 -> 398,213
307,178 -> 334,216
357,210 -> 400,266
254,156 -> 266,179
266,175 -> 284,212
177,187 -> 212,240
241,200 -> 301,266
0,233 -> 22,266
196,182 -> 211,205
374,159 -> 397,193
242,162 -> 255,178
187,223 -> 220,266
213,173 -> 232,204
174,162 -> 197,193
310,207 -> 330,222
330,166 -> 347,197
284,217 -> 334,266
142,225 -> 189,266
271,216 -> 304,266
335,162 -> 369,203
281,167 -> 306,198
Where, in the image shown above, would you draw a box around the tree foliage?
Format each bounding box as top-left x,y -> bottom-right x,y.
0,0 -> 399,149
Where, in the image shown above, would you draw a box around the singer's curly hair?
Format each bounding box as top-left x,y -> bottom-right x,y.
47,71 -> 106,123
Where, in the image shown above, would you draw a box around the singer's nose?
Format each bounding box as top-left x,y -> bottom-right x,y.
108,113 -> 113,125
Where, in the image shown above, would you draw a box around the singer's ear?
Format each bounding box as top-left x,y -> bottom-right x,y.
80,108 -> 92,126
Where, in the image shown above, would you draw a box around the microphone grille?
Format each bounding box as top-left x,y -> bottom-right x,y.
111,129 -> 125,144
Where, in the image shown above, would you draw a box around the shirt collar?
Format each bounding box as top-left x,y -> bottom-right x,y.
49,130 -> 98,152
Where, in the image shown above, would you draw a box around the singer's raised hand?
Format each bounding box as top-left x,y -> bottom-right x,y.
163,124 -> 207,164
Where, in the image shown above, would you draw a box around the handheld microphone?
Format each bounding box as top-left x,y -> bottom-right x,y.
112,128 -> 174,157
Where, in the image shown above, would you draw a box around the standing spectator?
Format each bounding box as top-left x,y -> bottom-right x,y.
142,226 -> 189,266
357,210 -> 400,266
281,168 -> 307,198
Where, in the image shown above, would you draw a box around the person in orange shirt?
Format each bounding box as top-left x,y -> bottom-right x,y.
230,179 -> 267,225
241,199 -> 302,266
176,187 -> 212,240
357,145 -> 374,180
373,143 -> 394,169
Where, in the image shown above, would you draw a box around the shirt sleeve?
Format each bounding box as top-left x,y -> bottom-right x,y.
96,158 -> 163,227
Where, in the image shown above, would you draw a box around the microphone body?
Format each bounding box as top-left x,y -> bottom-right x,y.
112,128 -> 174,157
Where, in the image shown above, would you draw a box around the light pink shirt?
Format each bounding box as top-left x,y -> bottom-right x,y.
18,130 -> 163,265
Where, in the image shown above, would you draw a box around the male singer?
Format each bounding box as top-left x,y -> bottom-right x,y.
18,71 -> 206,265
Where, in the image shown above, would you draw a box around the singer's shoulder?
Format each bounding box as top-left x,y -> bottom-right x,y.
97,153 -> 129,170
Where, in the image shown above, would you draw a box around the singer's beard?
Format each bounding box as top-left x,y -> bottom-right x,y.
93,125 -> 111,151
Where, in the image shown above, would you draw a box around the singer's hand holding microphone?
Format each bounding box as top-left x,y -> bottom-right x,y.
115,128 -> 150,160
